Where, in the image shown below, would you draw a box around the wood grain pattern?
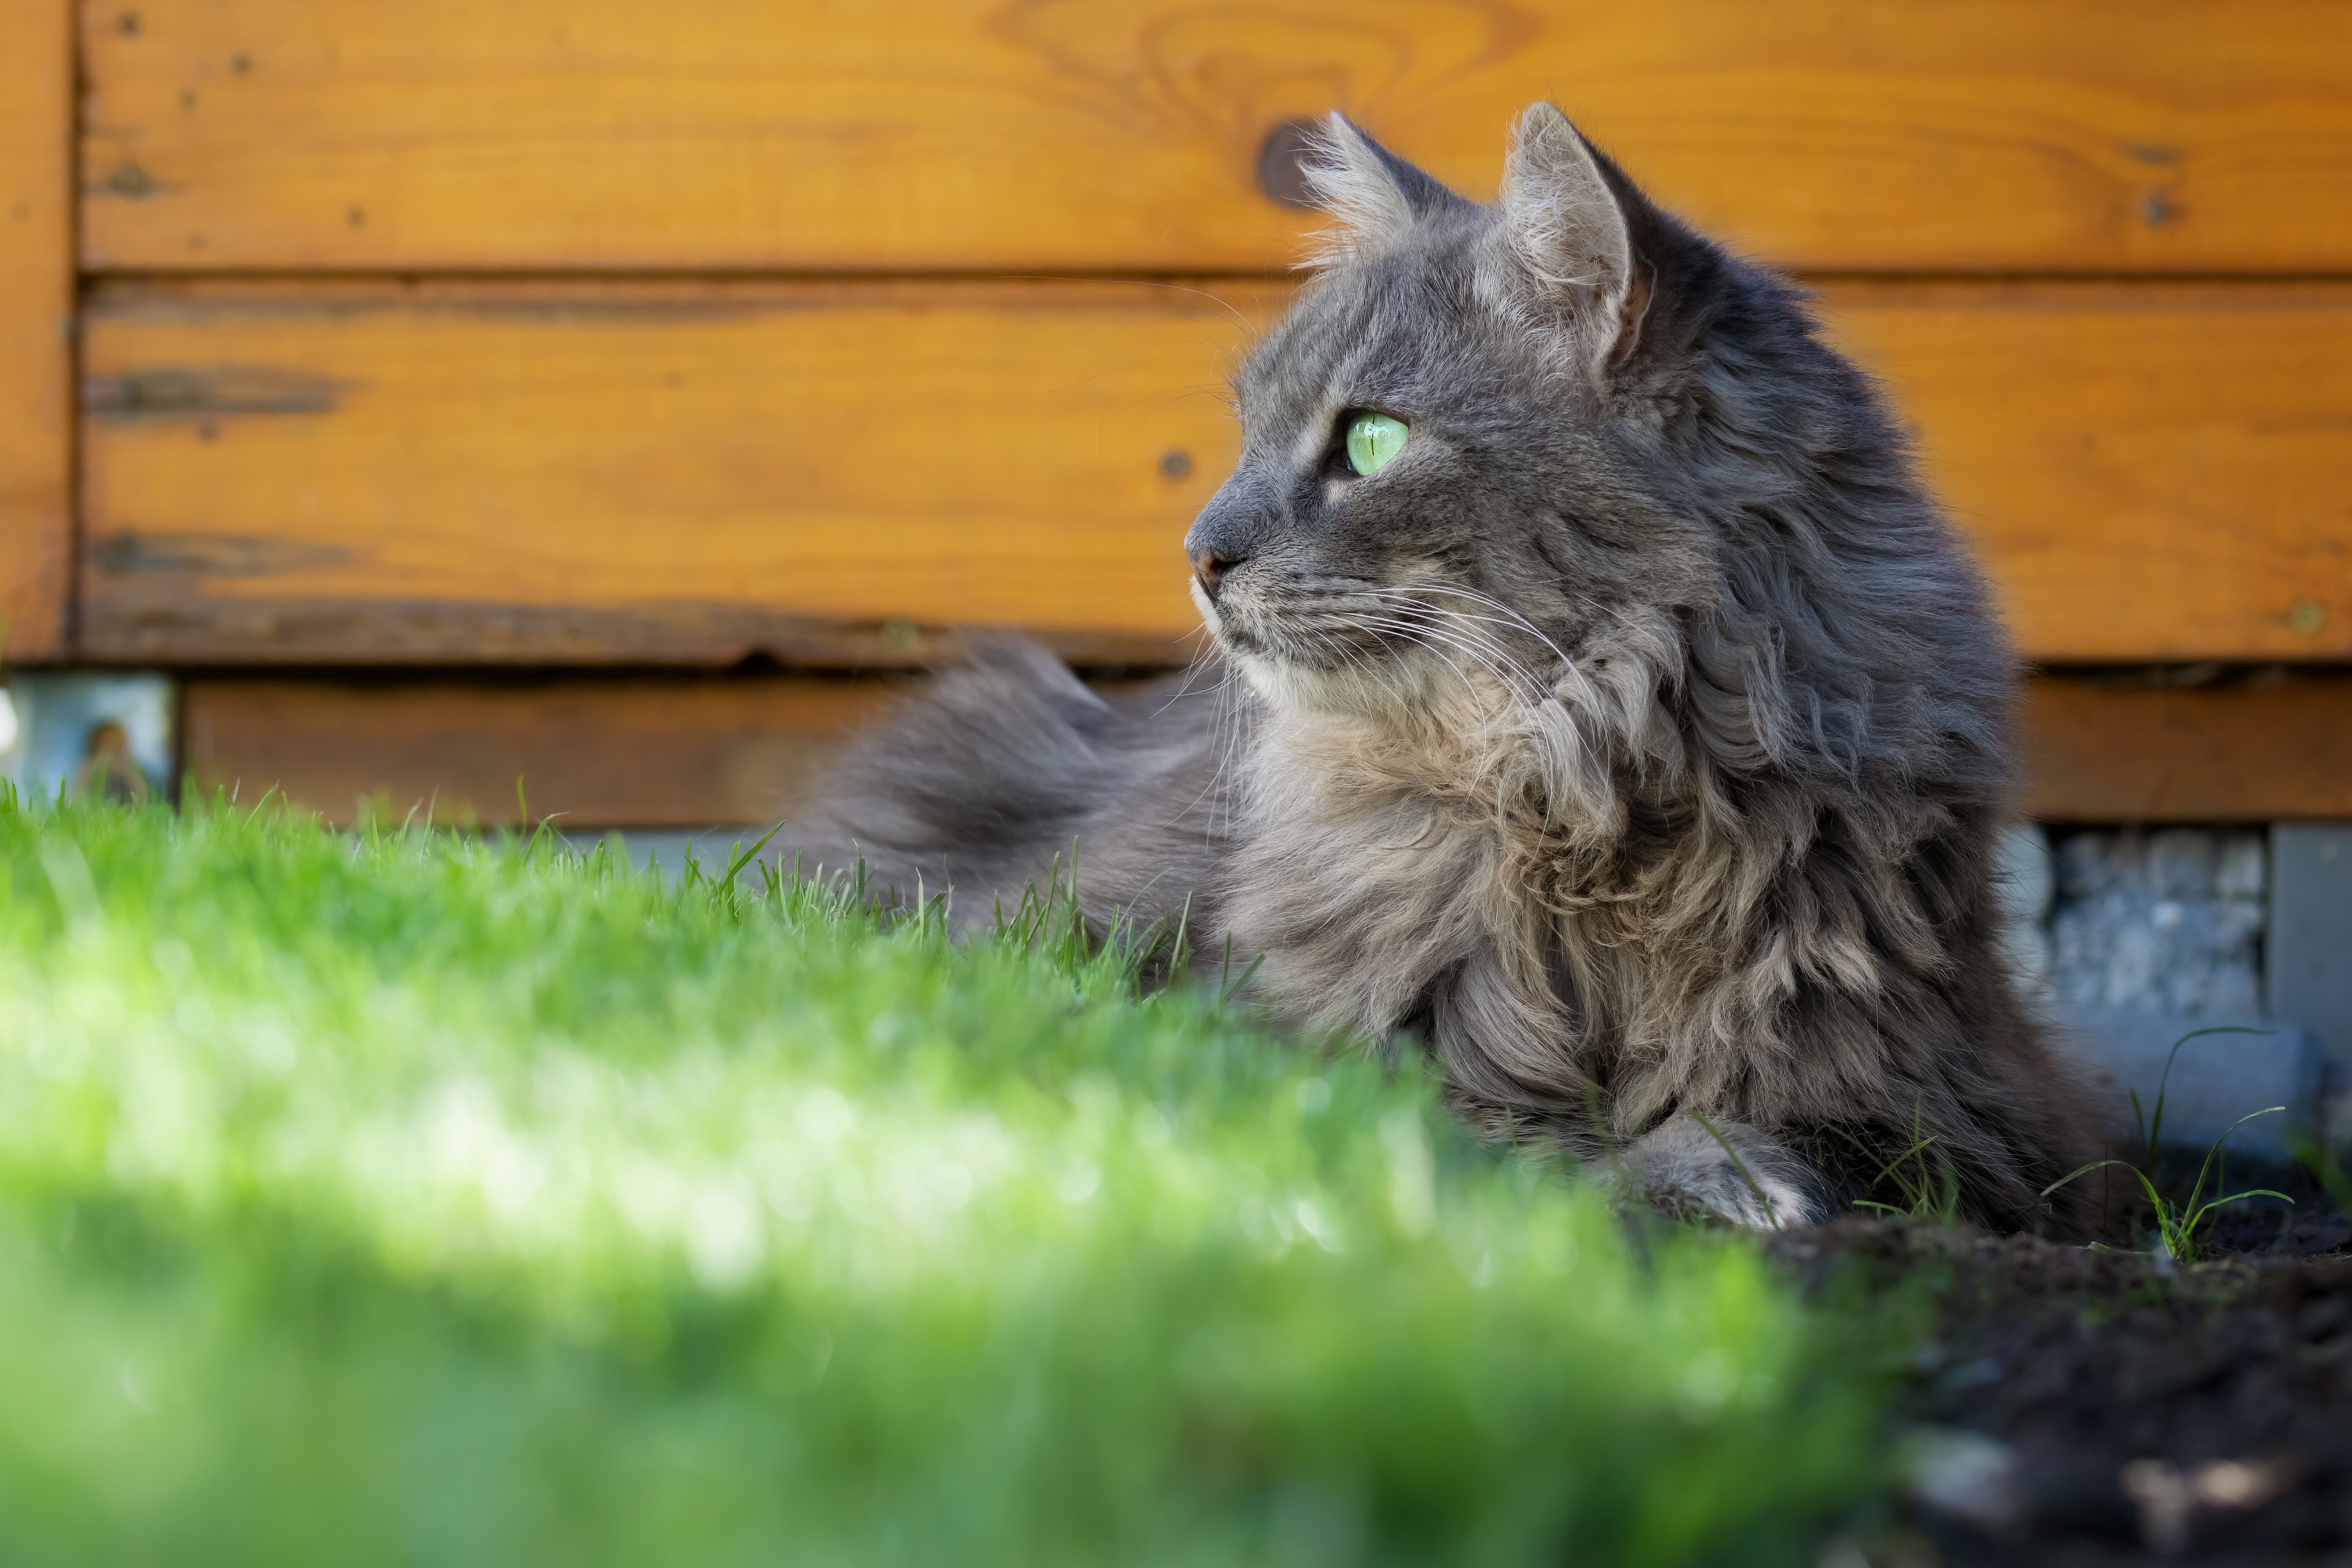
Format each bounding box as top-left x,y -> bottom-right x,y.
80,0 -> 2352,275
81,278 -> 1269,664
181,673 -> 2352,828
80,278 -> 2352,666
1,0 -> 72,661
1823,283 -> 2352,663
181,675 -> 899,828
2022,674 -> 2352,822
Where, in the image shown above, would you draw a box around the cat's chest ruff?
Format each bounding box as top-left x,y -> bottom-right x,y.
1223,719 -> 1568,1033
1237,709 -> 1599,884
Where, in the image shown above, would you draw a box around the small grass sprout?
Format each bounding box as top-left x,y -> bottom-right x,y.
2040,1029 -> 2293,1263
1839,1100 -> 1962,1223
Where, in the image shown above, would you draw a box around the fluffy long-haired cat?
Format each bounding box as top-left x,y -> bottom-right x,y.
797,105 -> 2098,1235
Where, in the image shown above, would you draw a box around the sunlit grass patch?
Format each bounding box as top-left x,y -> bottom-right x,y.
0,799 -> 1903,1565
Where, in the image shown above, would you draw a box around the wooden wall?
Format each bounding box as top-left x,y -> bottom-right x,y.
12,2 -> 2352,823
0,0 -> 72,662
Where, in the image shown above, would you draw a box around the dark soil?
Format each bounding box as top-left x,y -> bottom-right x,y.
1776,1194 -> 2352,1566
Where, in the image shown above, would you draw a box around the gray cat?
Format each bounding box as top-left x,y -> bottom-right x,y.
797,105 -> 2099,1236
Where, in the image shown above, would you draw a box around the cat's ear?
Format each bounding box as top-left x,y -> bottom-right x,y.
1298,112 -> 1464,266
1497,103 -> 1653,373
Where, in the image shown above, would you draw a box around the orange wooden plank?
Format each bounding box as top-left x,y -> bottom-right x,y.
181,675 -> 898,828
181,673 -> 2352,828
0,0 -> 72,661
81,0 -> 2352,275
80,278 -> 1267,664
1823,283 -> 2352,662
79,278 -> 2352,666
2021,674 -> 2352,822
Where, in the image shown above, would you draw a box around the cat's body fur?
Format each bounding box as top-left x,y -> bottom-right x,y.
795,107 -> 2097,1234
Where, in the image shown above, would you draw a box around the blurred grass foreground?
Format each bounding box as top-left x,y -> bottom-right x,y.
0,797 -> 1896,1565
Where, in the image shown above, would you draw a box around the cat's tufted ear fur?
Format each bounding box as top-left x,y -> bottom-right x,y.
1497,103 -> 1654,375
1297,112 -> 1466,267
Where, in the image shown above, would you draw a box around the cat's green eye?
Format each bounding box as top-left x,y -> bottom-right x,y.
1343,412 -> 1408,477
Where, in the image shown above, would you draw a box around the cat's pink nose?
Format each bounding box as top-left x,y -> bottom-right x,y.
1191,547 -> 1241,601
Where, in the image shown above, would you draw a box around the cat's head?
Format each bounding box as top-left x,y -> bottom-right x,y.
1184,106 -> 1971,789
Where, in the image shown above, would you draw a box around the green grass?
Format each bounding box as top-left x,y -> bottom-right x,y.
2041,1028 -> 2294,1264
0,797 -> 1905,1566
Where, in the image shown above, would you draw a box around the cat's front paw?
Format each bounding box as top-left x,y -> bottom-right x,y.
1625,1116 -> 1823,1231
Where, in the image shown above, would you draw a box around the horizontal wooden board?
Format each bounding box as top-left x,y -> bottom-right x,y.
0,0 -> 71,661
1822,283 -> 2352,662
81,0 -> 2352,275
80,278 -> 1267,664
182,673 -> 2352,828
80,278 -> 2352,666
2022,674 -> 2352,822
181,675 -> 898,828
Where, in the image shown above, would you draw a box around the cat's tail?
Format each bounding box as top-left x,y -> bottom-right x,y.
779,636 -> 1129,921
